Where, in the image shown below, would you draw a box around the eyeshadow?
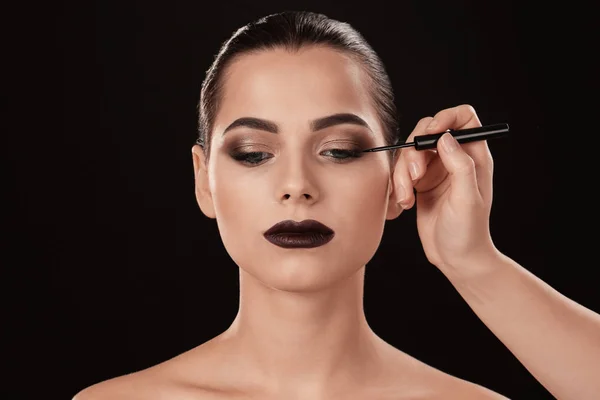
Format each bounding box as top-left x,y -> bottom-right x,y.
222,128 -> 376,150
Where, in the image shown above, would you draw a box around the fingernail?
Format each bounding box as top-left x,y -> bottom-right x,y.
396,184 -> 406,203
442,133 -> 458,152
409,162 -> 420,180
427,119 -> 438,131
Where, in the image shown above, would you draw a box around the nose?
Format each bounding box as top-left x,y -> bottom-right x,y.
276,153 -> 320,205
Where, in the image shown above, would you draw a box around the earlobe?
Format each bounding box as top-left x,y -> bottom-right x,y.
385,175 -> 403,220
191,145 -> 216,219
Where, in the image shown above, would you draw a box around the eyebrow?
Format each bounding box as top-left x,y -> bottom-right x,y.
221,113 -> 372,136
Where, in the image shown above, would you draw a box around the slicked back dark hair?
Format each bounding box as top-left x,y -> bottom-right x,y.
197,10 -> 401,166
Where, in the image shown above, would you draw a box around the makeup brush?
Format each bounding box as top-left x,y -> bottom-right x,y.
362,123 -> 509,152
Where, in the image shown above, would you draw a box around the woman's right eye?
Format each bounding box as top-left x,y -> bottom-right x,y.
230,151 -> 272,166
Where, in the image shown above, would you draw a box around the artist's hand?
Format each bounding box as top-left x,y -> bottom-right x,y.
393,105 -> 499,279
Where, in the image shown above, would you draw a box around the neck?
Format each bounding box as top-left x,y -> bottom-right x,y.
219,266 -> 390,395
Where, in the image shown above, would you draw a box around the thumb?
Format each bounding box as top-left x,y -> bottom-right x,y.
437,133 -> 481,203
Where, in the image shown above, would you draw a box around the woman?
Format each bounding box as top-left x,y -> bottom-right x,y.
75,11 -> 600,399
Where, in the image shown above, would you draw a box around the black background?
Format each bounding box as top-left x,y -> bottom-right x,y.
5,1 -> 593,399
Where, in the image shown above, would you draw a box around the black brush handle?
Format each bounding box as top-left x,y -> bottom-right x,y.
414,123 -> 510,150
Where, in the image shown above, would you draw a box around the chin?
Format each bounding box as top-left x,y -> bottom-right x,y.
225,235 -> 372,293
242,255 -> 359,293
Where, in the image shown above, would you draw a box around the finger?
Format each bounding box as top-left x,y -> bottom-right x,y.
396,149 -> 438,210
427,104 -> 494,204
426,104 -> 482,132
403,117 -> 434,182
393,117 -> 433,208
412,154 -> 448,195
437,132 -> 482,204
426,104 -> 491,169
462,141 -> 494,206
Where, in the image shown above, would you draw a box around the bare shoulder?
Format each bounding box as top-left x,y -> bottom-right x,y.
439,375 -> 511,399
72,337 -> 230,400
72,366 -> 224,400
418,366 -> 511,400
73,372 -> 147,400
384,350 -> 511,400
72,368 -> 179,400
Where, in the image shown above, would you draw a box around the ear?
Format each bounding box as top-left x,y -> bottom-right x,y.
385,174 -> 404,220
192,145 -> 216,219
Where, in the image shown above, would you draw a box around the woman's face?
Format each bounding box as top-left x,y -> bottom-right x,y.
193,46 -> 403,292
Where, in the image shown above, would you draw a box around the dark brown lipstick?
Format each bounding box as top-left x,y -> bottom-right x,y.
263,219 -> 335,249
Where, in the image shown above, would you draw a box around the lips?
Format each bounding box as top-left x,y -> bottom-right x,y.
263,219 -> 335,249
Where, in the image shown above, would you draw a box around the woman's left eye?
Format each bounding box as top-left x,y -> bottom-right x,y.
322,148 -> 363,162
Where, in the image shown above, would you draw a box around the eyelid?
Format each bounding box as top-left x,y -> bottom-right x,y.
321,137 -> 372,152
322,138 -> 363,146
231,142 -> 361,153
229,143 -> 271,152
225,131 -> 372,150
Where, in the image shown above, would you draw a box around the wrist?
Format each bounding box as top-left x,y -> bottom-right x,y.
437,245 -> 506,285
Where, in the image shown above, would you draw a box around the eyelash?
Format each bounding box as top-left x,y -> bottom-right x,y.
230,148 -> 363,166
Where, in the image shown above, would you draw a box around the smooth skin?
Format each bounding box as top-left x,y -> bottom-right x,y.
74,46 -> 600,400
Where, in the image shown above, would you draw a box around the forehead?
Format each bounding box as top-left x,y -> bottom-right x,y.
216,46 -> 380,132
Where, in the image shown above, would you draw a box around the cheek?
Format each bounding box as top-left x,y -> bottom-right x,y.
333,169 -> 390,246
210,153 -> 258,208
211,170 -> 265,230
332,160 -> 390,212
211,174 -> 266,273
